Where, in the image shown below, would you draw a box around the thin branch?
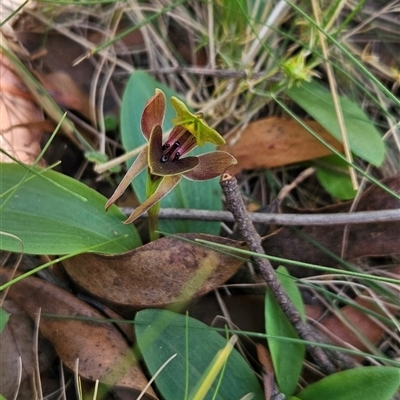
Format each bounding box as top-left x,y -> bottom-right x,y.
145,66 -> 281,80
123,207 -> 400,225
219,172 -> 356,374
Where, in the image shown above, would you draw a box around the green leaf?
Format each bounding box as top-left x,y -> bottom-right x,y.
135,309 -> 264,400
0,308 -> 9,333
297,366 -> 400,400
0,163 -> 141,254
265,266 -> 305,396
286,80 -> 385,166
103,114 -> 118,131
120,71 -> 222,235
315,155 -> 357,199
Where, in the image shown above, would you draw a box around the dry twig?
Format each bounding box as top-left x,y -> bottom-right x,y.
126,207 -> 400,225
219,172 -> 356,374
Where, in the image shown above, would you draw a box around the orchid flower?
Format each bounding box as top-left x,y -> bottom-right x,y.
105,89 -> 237,230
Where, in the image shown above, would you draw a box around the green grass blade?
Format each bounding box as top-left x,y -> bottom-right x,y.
194,239 -> 400,286
284,0 -> 400,106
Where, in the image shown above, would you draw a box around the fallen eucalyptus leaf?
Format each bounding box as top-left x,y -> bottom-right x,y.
220,117 -> 343,174
0,268 -> 156,399
318,293 -> 396,361
63,233 -> 245,309
0,299 -> 54,400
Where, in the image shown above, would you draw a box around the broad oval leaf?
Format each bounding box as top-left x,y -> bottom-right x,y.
265,266 -> 305,396
296,366 -> 400,400
0,163 -> 141,254
120,71 -> 222,235
286,80 -> 385,166
135,309 -> 264,400
63,233 -> 245,309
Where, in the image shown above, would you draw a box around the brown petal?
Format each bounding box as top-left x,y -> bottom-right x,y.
148,125 -> 198,176
183,151 -> 237,180
124,175 -> 182,223
141,89 -> 166,140
105,148 -> 148,210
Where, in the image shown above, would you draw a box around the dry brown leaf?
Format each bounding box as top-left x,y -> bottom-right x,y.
256,344 -> 275,400
0,268 -> 157,399
36,71 -> 91,120
63,233 -> 245,309
0,52 -> 44,164
220,117 -> 343,174
319,295 -> 393,360
0,299 -> 55,400
262,174 -> 400,275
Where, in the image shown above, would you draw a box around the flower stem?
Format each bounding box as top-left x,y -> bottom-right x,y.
146,171 -> 162,241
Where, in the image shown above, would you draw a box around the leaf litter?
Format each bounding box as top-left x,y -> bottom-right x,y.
0,1 -> 399,398
0,268 -> 157,400
63,233 -> 245,310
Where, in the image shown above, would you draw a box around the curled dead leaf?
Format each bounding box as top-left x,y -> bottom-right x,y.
0,268 -> 157,399
63,233 -> 245,309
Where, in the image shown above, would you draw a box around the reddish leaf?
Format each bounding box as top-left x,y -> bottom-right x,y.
318,294 -> 396,361
0,54 -> 44,165
220,117 -> 343,174
63,233 -> 245,309
256,344 -> 275,400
